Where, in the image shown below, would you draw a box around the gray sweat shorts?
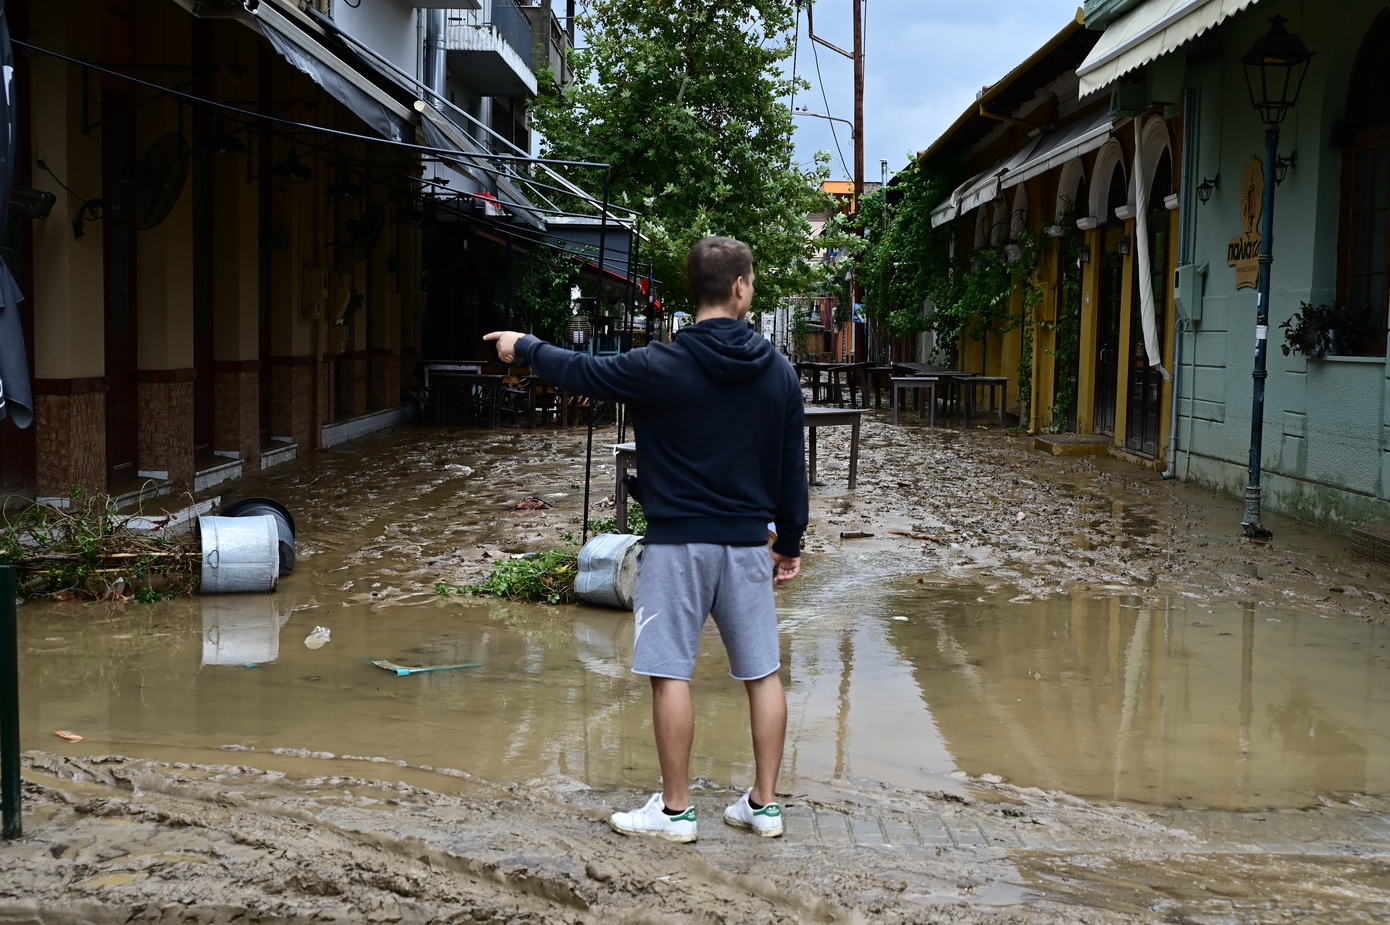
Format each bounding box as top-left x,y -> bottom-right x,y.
630,543 -> 780,682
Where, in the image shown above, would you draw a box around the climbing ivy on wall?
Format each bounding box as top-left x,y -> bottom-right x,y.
860,161 -> 1050,392
947,224 -> 1044,426
858,162 -> 963,356
1041,212 -> 1084,433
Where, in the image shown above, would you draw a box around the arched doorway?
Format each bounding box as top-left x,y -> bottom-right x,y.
1093,158 -> 1128,437
1125,148 -> 1172,456
1053,162 -> 1087,432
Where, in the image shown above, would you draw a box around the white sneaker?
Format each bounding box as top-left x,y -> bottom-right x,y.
608,792 -> 697,843
723,789 -> 784,837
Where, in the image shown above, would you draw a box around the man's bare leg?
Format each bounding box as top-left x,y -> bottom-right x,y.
744,671 -> 786,805
651,676 -> 694,811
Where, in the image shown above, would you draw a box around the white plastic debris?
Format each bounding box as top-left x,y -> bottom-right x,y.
304,626 -> 331,649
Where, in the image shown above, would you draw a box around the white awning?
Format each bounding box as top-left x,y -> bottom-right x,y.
930,138 -> 1041,228
1000,109 -> 1116,189
1076,0 -> 1260,98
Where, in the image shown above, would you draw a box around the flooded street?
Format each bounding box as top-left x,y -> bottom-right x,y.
8,416 -> 1390,923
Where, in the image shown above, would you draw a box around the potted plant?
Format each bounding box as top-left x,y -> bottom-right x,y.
1279,301 -> 1377,357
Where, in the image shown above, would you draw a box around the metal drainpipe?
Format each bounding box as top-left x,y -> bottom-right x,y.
424,9 -> 446,109
1161,321 -> 1186,479
1163,87 -> 1200,481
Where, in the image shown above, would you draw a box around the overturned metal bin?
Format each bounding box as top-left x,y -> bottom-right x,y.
198,514 -> 280,594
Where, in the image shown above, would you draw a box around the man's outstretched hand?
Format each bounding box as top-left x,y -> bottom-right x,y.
483,331 -> 523,364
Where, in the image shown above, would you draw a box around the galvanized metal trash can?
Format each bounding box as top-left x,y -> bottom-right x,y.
575,534 -> 643,609
198,514 -> 280,594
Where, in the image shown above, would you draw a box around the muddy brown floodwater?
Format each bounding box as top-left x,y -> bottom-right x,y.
6,415 -> 1390,923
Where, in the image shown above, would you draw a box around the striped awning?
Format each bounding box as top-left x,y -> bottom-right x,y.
931,138 -> 1042,228
1000,108 -> 1116,189
1076,0 -> 1260,97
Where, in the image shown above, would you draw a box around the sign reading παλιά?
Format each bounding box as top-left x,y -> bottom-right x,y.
1226,157 -> 1263,290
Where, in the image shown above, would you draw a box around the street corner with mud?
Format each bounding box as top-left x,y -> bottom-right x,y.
5,416 -> 1390,923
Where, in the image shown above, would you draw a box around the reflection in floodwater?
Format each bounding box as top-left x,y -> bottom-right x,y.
15,565 -> 1390,811
875,585 -> 1390,810
201,595 -> 292,666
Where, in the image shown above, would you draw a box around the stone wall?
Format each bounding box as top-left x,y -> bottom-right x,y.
33,382 -> 105,499
137,372 -> 196,493
336,351 -> 368,420
270,357 -> 315,449
370,350 -> 399,410
214,361 -> 262,471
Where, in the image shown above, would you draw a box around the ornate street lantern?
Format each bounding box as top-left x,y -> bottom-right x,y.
1240,15 -> 1313,127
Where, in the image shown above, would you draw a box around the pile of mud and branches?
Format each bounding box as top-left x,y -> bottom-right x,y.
0,490 -> 200,602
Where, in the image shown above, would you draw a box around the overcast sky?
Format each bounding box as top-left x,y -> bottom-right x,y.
789,1 -> 1087,183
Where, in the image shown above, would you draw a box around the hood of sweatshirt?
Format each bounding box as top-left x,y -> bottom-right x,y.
675,317 -> 778,385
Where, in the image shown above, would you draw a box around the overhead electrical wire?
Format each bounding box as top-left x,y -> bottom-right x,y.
808,7 -> 851,181
788,1 -> 801,169
11,39 -> 638,228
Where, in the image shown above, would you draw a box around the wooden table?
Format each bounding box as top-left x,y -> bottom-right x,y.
866,366 -> 894,408
421,361 -> 482,401
799,361 -> 869,407
609,442 -> 638,534
962,376 -> 1009,427
891,376 -> 938,426
607,407 -> 867,528
804,407 -> 866,488
435,373 -> 507,426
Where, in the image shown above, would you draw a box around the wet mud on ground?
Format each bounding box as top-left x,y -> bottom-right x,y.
7,414 -> 1390,923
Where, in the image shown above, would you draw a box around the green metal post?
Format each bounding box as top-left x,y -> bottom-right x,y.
1242,124 -> 1280,539
1,565 -> 20,839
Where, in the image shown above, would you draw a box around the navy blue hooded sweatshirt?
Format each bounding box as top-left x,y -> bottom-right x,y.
515,317 -> 807,558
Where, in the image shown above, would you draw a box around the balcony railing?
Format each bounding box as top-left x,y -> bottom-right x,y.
445,1 -> 532,62
491,0 -> 532,61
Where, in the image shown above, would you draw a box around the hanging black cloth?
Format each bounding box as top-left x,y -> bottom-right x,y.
0,0 -> 32,430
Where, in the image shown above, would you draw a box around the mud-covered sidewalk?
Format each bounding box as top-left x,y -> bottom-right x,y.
6,415 -> 1390,924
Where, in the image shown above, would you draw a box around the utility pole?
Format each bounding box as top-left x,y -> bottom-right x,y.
806,0 -> 866,361
852,0 -> 863,207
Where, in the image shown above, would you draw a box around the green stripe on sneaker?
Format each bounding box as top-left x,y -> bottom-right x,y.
668,807 -> 696,823
755,804 -> 781,818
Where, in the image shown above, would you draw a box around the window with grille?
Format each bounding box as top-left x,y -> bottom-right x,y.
1337,13 -> 1390,356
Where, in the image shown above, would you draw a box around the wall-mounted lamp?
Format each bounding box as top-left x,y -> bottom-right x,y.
272,146 -> 314,184
1078,245 -> 1091,264
1197,174 -> 1220,204
1275,150 -> 1298,184
1117,236 -> 1132,256
196,116 -> 246,160
328,174 -> 364,201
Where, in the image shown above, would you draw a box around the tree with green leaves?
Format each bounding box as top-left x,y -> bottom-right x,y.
858,161 -> 960,353
531,0 -> 849,315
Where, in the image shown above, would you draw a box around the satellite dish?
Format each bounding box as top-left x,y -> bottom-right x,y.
346,202 -> 385,262
129,133 -> 190,231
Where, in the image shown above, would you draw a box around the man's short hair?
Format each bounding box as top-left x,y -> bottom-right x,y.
686,236 -> 753,307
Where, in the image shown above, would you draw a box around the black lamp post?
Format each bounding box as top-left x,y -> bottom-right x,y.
1238,15 -> 1313,539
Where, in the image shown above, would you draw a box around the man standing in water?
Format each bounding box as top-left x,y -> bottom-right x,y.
485,236 -> 806,842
